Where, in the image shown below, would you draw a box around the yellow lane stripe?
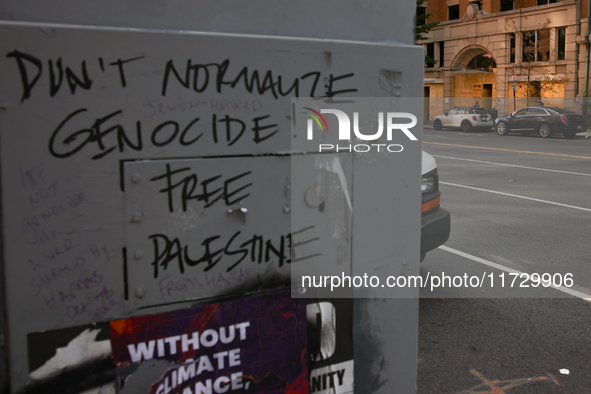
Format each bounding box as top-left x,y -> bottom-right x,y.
424,142 -> 591,160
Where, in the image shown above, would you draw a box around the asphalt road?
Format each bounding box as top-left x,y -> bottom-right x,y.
417,126 -> 591,393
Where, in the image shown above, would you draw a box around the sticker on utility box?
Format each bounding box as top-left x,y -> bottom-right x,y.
307,298 -> 354,394
110,291 -> 307,393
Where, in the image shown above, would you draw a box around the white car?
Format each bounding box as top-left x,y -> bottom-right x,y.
433,107 -> 493,132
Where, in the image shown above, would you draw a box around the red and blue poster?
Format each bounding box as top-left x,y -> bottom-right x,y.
110,291 -> 307,394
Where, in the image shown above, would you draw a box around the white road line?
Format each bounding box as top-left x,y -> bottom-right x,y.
440,181 -> 591,213
439,245 -> 591,301
432,155 -> 591,177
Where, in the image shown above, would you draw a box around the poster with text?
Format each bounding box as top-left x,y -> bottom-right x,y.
307,298 -> 353,394
110,291 -> 307,394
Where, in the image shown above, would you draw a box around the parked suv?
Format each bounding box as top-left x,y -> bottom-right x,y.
420,152 -> 451,261
433,107 -> 493,132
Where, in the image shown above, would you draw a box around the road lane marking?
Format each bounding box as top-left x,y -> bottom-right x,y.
424,142 -> 591,159
440,181 -> 591,213
432,155 -> 591,177
439,245 -> 591,301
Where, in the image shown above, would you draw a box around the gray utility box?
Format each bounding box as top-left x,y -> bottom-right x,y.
0,22 -> 423,393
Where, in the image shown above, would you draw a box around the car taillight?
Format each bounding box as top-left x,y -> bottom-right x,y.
472,115 -> 477,121
561,115 -> 568,124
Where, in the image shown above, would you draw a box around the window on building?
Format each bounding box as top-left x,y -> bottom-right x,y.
522,29 -> 550,62
467,53 -> 497,70
537,0 -> 558,5
448,5 -> 460,20
500,0 -> 513,11
416,6 -> 426,26
522,31 -> 536,62
509,33 -> 516,63
537,29 -> 550,61
439,41 -> 445,67
426,42 -> 435,68
558,27 -> 566,60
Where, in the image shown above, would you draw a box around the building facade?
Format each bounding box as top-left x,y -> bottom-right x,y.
420,0 -> 589,118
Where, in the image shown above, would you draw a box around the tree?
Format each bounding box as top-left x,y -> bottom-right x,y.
576,93 -> 591,123
508,18 -> 570,106
415,0 -> 440,67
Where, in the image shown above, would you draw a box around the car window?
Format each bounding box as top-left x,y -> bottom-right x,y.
514,109 -> 528,116
470,108 -> 487,115
527,108 -> 547,115
459,108 -> 469,114
448,109 -> 457,115
546,107 -> 577,115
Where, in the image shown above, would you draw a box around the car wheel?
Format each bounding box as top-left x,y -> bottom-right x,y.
461,121 -> 472,132
538,123 -> 551,138
433,119 -> 442,130
496,121 -> 508,136
564,132 -> 576,139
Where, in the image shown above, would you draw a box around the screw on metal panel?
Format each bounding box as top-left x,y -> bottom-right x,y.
131,212 -> 143,222
135,288 -> 145,298
227,207 -> 248,214
131,173 -> 141,183
134,250 -> 144,260
227,207 -> 247,222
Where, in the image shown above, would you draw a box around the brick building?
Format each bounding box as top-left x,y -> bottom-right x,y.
419,0 -> 590,118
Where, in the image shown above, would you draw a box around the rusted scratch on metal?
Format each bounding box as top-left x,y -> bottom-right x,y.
370,357 -> 386,391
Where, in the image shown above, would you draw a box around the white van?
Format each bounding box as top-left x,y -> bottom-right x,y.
420,152 -> 451,261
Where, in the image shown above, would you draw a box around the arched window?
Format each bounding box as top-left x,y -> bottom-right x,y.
466,54 -> 497,70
